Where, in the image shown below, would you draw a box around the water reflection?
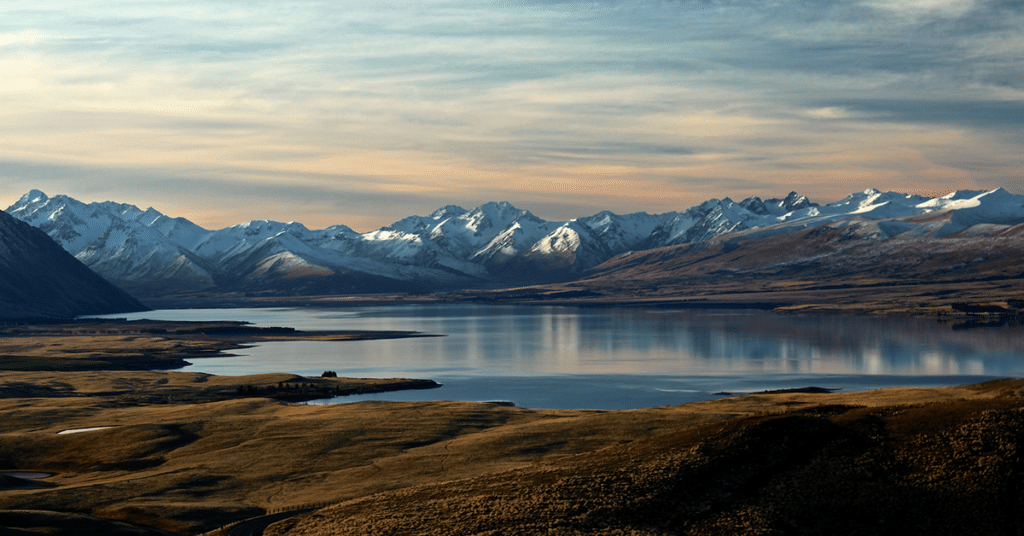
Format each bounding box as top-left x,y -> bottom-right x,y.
93,305 -> 1024,409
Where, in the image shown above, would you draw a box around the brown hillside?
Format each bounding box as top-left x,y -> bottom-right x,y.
268,380 -> 1024,536
2,374 -> 1012,535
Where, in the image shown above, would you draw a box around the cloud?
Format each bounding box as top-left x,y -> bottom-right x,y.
0,158 -> 472,231
0,29 -> 47,46
860,0 -> 979,19
0,0 -> 1020,227
820,99 -> 1024,130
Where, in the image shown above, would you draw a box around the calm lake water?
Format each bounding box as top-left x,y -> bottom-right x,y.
94,305 -> 1024,409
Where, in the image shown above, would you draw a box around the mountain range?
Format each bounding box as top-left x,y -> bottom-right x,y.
6,188 -> 1024,310
4,189 -> 814,298
549,188 -> 1024,315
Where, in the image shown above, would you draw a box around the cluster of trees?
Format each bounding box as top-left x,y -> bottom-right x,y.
237,385 -> 261,395
236,383 -> 312,395
236,375 -> 341,396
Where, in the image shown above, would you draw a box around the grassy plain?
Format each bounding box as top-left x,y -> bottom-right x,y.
1,320 -> 1023,535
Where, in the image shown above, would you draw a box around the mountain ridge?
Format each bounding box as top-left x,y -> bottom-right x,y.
6,188 -> 1023,305
0,208 -> 148,319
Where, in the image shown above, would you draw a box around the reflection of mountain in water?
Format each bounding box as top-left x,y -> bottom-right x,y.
565,310 -> 998,376
101,305 -> 1024,380
89,305 -> 1021,409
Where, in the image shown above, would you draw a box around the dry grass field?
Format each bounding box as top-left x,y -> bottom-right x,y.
266,382 -> 1024,536
1,321 -> 1023,535
1,371 -> 1023,535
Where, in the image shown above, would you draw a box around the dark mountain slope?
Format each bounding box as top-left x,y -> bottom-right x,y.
0,210 -> 147,320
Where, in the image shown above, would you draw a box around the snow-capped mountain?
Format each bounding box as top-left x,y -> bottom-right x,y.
640,192 -> 817,248
725,188 -> 1024,243
576,187 -> 1024,306
6,188 -> 1023,299
7,190 -> 217,295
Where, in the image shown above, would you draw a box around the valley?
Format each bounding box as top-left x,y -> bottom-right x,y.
5,0 -> 1021,532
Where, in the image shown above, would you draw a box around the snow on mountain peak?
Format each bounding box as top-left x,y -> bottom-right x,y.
429,205 -> 467,219
780,191 -> 814,210
739,196 -> 769,215
8,187 -> 1024,297
467,201 -> 529,226
940,190 -> 986,201
584,210 -> 618,225
231,219 -> 308,237
947,188 -> 1024,228
21,189 -> 49,205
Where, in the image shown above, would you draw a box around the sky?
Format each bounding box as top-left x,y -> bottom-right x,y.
1,0 -> 1022,231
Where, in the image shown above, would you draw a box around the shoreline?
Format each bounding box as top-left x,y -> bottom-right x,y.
127,283 -> 1024,327
0,318 -> 437,372
2,314 -> 1022,534
0,369 -> 442,405
0,318 -> 444,405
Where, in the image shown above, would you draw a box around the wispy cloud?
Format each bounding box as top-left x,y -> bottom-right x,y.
1,0 -> 1021,228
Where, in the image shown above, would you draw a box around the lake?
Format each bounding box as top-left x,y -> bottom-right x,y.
94,305 -> 1024,409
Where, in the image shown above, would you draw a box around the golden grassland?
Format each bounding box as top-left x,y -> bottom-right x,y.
1,321 -> 1023,535
2,374 -> 1023,536
267,381 -> 1024,536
